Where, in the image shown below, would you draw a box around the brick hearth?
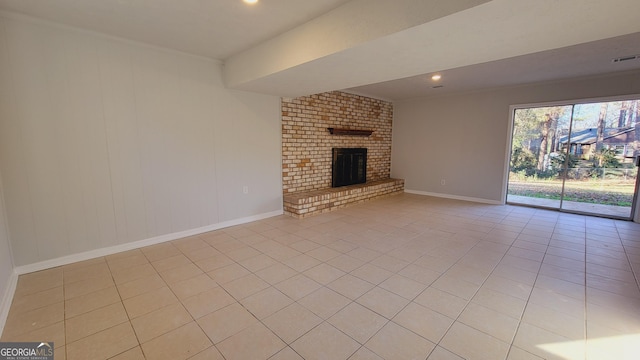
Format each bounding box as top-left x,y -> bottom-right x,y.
282,91 -> 403,217
283,178 -> 405,218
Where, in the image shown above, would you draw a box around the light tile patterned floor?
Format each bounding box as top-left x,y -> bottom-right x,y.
2,194 -> 640,360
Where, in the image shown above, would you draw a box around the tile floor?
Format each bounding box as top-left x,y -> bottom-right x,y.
1,193 -> 640,360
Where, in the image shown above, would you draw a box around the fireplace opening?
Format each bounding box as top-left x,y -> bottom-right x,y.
332,148 -> 367,188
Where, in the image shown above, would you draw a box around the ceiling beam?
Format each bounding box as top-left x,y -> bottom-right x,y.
223,0 -> 640,98
223,0 -> 490,93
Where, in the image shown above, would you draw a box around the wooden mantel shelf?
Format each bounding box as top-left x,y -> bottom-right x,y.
327,128 -> 374,136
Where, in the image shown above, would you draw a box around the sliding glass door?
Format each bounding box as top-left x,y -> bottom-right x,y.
507,98 -> 640,219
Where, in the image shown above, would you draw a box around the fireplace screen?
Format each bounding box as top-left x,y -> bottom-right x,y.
332,148 -> 367,187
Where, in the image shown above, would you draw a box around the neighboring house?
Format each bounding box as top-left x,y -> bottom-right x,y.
559,126 -> 638,160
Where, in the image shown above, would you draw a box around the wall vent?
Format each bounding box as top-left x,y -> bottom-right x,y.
612,55 -> 640,63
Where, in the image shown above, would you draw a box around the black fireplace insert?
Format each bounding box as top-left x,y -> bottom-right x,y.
332,148 -> 367,187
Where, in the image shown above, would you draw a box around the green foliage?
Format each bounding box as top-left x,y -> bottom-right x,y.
510,148 -> 537,176
593,148 -> 621,168
512,109 -> 543,150
510,150 -> 581,180
535,169 -> 559,179
508,180 -> 635,206
550,152 -> 579,180
550,152 -> 577,169
512,106 -> 570,150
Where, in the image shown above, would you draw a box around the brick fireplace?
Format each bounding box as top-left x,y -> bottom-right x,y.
282,91 -> 404,218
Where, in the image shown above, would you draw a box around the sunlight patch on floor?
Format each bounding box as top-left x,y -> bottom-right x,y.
538,334 -> 640,360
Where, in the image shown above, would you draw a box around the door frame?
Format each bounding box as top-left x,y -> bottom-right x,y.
503,94 -> 640,221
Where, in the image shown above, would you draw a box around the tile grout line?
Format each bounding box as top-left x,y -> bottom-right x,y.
453,209 -> 547,360
503,210 -> 561,360
614,222 -> 640,293
5,196 -> 640,360
583,219 -> 589,360
105,255 -> 146,360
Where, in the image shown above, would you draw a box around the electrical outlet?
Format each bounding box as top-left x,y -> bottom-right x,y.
440,179 -> 446,186
243,186 -> 249,194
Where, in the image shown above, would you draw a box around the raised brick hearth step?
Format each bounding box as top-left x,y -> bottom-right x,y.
283,178 -> 404,218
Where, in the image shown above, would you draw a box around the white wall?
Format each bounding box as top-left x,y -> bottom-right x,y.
0,172 -> 15,333
393,71 -> 640,205
0,14 -> 282,267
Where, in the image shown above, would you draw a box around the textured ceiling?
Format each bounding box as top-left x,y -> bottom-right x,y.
1,0 -> 640,100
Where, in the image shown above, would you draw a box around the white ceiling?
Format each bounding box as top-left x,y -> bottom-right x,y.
347,32 -> 640,101
0,0 -> 352,59
1,0 -> 640,100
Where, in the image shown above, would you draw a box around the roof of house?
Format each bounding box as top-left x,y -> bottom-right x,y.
559,127 -> 635,145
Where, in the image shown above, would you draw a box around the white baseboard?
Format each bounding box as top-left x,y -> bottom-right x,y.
0,269 -> 18,338
14,209 -> 283,276
404,189 -> 503,205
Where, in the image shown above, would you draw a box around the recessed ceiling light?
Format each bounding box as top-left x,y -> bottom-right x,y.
431,74 -> 442,81
243,0 -> 259,4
